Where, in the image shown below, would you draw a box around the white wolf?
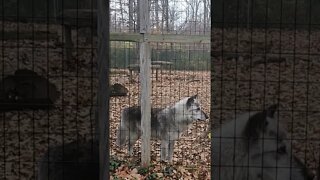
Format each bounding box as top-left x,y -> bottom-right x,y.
116,95 -> 208,162
212,104 -> 314,180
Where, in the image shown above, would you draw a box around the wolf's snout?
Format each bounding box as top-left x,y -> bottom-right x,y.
198,111 -> 208,120
204,112 -> 209,119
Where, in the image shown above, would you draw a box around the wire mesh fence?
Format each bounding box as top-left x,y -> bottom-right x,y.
0,0 -> 211,179
0,0 -> 99,179
2,0 -> 319,179
109,0 -> 211,179
212,0 -> 320,179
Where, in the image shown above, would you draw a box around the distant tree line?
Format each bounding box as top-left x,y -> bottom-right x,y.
213,0 -> 320,29
110,0 -> 211,35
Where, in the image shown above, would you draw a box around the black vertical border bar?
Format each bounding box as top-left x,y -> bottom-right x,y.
97,0 -> 109,179
305,0 -> 311,177
75,0 -> 80,173
16,0 -> 21,178
31,0 -> 36,176
233,0 -> 240,178
1,0 -> 6,178
290,0 -> 298,177
210,0 -> 213,176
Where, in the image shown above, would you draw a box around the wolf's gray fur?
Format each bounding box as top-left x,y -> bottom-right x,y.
116,95 -> 208,162
212,105 -> 314,180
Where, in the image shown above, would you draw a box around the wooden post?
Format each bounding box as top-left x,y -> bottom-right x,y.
139,0 -> 151,167
97,0 -> 109,179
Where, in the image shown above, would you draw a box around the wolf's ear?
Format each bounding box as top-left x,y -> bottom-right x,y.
266,104 -> 278,118
243,105 -> 278,142
243,105 -> 277,142
243,111 -> 269,141
186,95 -> 198,108
190,94 -> 198,99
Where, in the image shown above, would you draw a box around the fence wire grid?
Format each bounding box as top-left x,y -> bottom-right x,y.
1,0 -> 99,179
2,0 -> 319,180
109,0 -> 211,179
211,0 -> 320,179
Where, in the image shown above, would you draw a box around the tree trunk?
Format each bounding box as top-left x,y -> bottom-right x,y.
129,0 -> 134,32
119,0 -> 124,30
155,0 -> 160,31
165,0 -> 169,31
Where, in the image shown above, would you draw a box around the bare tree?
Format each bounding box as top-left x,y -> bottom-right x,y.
136,0 -> 140,32
110,0 -> 211,34
155,0 -> 160,31
203,0 -> 209,33
165,0 -> 169,31
179,0 -> 210,34
128,0 -> 134,32
160,0 -> 169,32
119,0 -> 124,31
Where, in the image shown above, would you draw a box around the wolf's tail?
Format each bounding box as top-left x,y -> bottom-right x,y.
116,111 -> 128,147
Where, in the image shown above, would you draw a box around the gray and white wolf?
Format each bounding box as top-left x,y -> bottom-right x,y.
212,104 -> 314,180
116,95 -> 208,162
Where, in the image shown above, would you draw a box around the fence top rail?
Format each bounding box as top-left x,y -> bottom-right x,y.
151,61 -> 173,65
110,33 -> 210,44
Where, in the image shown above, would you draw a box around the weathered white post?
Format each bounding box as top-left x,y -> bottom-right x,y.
139,0 -> 151,166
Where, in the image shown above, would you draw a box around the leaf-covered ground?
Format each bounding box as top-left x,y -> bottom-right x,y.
1,20 -> 319,179
0,21 -> 211,179
109,70 -> 211,179
0,22 -> 100,179
212,28 -> 320,177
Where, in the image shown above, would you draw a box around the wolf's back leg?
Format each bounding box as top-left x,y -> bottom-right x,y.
160,140 -> 169,162
116,124 -> 128,147
167,140 -> 175,162
128,131 -> 139,156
